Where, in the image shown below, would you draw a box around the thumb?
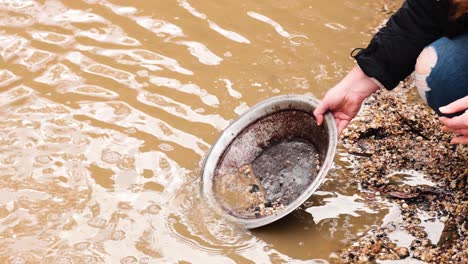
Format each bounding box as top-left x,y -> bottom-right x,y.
313,103 -> 328,125
440,96 -> 468,114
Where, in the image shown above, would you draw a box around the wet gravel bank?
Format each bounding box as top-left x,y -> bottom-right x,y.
332,84 -> 467,263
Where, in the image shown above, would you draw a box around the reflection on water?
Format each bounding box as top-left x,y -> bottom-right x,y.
0,0 -> 401,262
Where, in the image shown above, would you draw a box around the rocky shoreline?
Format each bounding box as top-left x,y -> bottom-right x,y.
332,84 -> 467,263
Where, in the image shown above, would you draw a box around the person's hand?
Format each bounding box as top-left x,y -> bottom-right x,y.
314,65 -> 379,135
439,96 -> 468,144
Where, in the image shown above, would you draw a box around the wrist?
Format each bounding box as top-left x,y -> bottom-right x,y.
340,65 -> 379,100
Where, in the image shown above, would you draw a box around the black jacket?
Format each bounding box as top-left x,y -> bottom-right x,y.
354,0 -> 467,90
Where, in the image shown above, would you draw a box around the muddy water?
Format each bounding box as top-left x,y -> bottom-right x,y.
0,0 -> 404,263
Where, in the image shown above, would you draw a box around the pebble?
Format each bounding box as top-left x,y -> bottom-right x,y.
395,247 -> 409,259
358,255 -> 369,262
249,184 -> 259,193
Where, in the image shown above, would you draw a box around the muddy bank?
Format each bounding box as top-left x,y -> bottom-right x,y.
332,83 -> 467,263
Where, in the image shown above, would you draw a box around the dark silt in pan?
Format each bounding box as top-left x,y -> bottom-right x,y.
213,110 -> 323,219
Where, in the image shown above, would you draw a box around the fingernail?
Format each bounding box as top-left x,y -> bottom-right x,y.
439,106 -> 447,112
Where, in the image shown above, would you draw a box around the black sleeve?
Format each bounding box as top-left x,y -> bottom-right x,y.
354,0 -> 449,90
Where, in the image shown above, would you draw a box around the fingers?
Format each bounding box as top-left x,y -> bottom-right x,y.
450,135 -> 468,145
441,126 -> 468,135
439,114 -> 468,130
336,119 -> 350,136
313,102 -> 328,126
439,96 -> 468,114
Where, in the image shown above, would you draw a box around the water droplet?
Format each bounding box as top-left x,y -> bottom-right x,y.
101,149 -> 122,164
121,256 -> 138,264
117,155 -> 135,170
73,242 -> 90,250
47,213 -> 60,221
78,256 -> 99,264
147,204 -> 161,214
324,22 -> 346,31
125,127 -> 137,134
35,155 -> 52,164
54,257 -> 72,264
87,218 -> 107,228
111,230 -> 126,240
158,143 -> 173,151
9,256 -> 25,264
142,169 -> 154,178
139,257 -> 150,264
137,70 -> 148,77
118,202 -> 132,210
288,34 -> 310,46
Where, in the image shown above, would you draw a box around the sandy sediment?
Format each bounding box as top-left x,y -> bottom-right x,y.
214,164 -> 286,218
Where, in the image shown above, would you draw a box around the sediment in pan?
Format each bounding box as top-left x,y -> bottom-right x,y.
214,139 -> 320,219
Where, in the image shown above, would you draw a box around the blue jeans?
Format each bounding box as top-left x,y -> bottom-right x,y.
415,34 -> 468,117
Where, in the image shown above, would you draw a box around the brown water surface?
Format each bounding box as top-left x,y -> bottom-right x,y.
0,0 -> 403,263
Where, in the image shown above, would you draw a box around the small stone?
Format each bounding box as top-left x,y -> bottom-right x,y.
450,180 -> 456,189
387,242 -> 397,249
329,252 -> 340,260
395,247 -> 409,259
358,255 -> 369,262
402,203 -> 409,209
439,216 -> 448,222
249,184 -> 259,193
421,238 -> 431,247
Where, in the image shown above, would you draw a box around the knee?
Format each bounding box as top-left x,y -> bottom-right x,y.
414,46 -> 438,104
415,46 -> 437,75
415,47 -> 438,75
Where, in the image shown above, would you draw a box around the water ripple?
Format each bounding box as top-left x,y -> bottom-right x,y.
0,0 -> 395,262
